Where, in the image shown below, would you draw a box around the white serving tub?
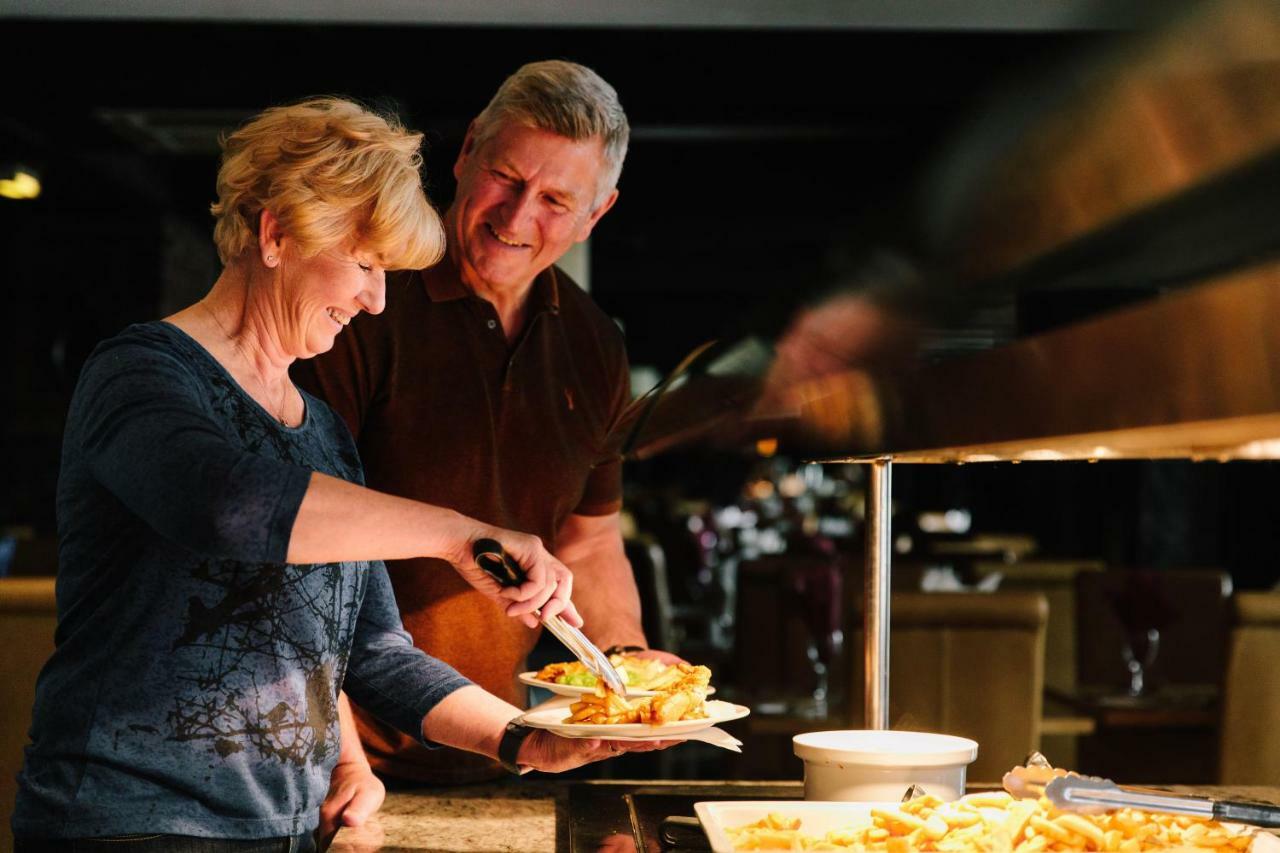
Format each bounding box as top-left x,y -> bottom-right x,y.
792,730 -> 978,802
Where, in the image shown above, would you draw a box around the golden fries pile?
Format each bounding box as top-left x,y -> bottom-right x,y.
563,663 -> 713,725
629,656 -> 691,691
565,689 -> 646,725
725,791 -> 1259,852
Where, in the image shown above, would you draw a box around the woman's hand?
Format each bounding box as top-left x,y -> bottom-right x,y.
443,518 -> 582,630
316,759 -> 385,850
515,729 -> 678,773
420,686 -> 677,778
289,476 -> 580,635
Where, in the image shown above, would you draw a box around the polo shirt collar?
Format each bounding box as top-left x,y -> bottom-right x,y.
421,252 -> 561,316
535,267 -> 562,315
421,253 -> 470,302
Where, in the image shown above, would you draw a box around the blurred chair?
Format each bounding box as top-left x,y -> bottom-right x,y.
1219,591 -> 1280,783
734,564 -> 1046,782
623,534 -> 677,654
972,560 -> 1104,693
847,592 -> 1049,784
734,553 -> 845,703
1075,569 -> 1231,690
0,577 -> 56,853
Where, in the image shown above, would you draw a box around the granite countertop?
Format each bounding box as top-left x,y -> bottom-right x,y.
329,777 -> 568,853
329,781 -> 1280,853
327,778 -> 798,852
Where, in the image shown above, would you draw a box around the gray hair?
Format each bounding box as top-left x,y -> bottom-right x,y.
472,60 -> 629,207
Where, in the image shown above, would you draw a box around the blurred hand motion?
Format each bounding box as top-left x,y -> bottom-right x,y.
614,0 -> 1280,463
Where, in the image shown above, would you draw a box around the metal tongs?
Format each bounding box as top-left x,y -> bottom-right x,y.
1046,775 -> 1280,828
472,538 -> 629,696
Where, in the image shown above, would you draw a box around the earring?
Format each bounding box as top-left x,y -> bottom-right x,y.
267,254 -> 276,263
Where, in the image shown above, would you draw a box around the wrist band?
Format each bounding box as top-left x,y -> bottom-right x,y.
603,644 -> 647,657
498,718 -> 534,774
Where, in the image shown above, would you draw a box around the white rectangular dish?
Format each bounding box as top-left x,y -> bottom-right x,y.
694,800 -> 886,853
693,800 -> 1280,853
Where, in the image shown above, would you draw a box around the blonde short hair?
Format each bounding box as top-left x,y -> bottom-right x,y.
472,60 -> 629,204
211,97 -> 443,270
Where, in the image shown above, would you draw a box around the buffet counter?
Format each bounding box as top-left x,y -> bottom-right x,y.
329,779 -> 1280,852
329,776 -> 563,852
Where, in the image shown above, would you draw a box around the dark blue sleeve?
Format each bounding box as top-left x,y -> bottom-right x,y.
70,337 -> 312,562
342,562 -> 472,746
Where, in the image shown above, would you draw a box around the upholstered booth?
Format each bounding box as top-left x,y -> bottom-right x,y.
852,592 -> 1049,784
0,577 -> 57,853
1219,591 -> 1280,784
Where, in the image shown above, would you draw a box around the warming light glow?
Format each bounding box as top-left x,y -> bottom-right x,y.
0,169 -> 40,200
1234,439 -> 1280,459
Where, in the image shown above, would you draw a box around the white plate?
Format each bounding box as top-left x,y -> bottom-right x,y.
695,801 -> 887,853
692,801 -> 1280,853
518,671 -> 715,698
520,698 -> 749,738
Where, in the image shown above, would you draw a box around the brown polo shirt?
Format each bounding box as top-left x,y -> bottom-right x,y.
293,253 -> 630,783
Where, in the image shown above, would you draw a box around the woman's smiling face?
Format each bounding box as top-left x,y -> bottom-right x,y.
280,244 -> 386,359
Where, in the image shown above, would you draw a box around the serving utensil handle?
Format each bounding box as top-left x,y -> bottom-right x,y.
471,537 -> 629,696
1214,800 -> 1280,828
472,538 -> 528,587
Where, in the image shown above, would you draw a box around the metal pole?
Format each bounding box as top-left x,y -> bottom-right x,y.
864,457 -> 892,730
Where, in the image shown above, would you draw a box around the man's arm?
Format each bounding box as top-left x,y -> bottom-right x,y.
554,512 -> 645,651
551,513 -> 684,669
556,513 -> 684,664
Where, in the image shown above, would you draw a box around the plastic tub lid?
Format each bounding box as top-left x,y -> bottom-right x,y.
793,730 -> 978,767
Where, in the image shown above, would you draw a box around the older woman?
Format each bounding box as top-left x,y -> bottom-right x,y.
11,98 -> 659,853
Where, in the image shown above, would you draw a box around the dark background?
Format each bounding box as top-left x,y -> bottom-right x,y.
2,16 -> 1278,589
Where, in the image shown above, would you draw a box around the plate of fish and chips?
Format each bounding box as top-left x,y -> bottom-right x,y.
520,662 -> 746,738
520,654 -> 715,697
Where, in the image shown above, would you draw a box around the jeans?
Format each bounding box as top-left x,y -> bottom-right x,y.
14,834 -> 317,853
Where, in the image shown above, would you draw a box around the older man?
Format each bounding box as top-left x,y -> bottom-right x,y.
295,61 -> 670,785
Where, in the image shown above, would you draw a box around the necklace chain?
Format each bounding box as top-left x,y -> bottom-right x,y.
201,301 -> 291,427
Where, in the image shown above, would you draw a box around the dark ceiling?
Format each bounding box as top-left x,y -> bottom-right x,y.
6,15 -> 1280,591
0,19 -> 1094,368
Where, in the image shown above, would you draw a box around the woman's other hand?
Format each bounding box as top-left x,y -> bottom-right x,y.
515,730 -> 679,773
316,759 -> 385,850
421,686 -> 678,777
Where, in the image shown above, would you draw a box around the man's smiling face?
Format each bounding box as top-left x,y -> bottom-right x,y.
448,121 -> 617,297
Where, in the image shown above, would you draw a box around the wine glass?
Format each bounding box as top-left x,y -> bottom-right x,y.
788,550 -> 844,718
1120,627 -> 1161,696
1110,571 -> 1171,697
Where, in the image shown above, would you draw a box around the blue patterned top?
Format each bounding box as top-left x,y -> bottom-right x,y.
13,322 -> 470,840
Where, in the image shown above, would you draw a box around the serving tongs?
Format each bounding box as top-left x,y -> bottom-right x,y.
1046,775 -> 1280,828
472,538 -> 629,696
